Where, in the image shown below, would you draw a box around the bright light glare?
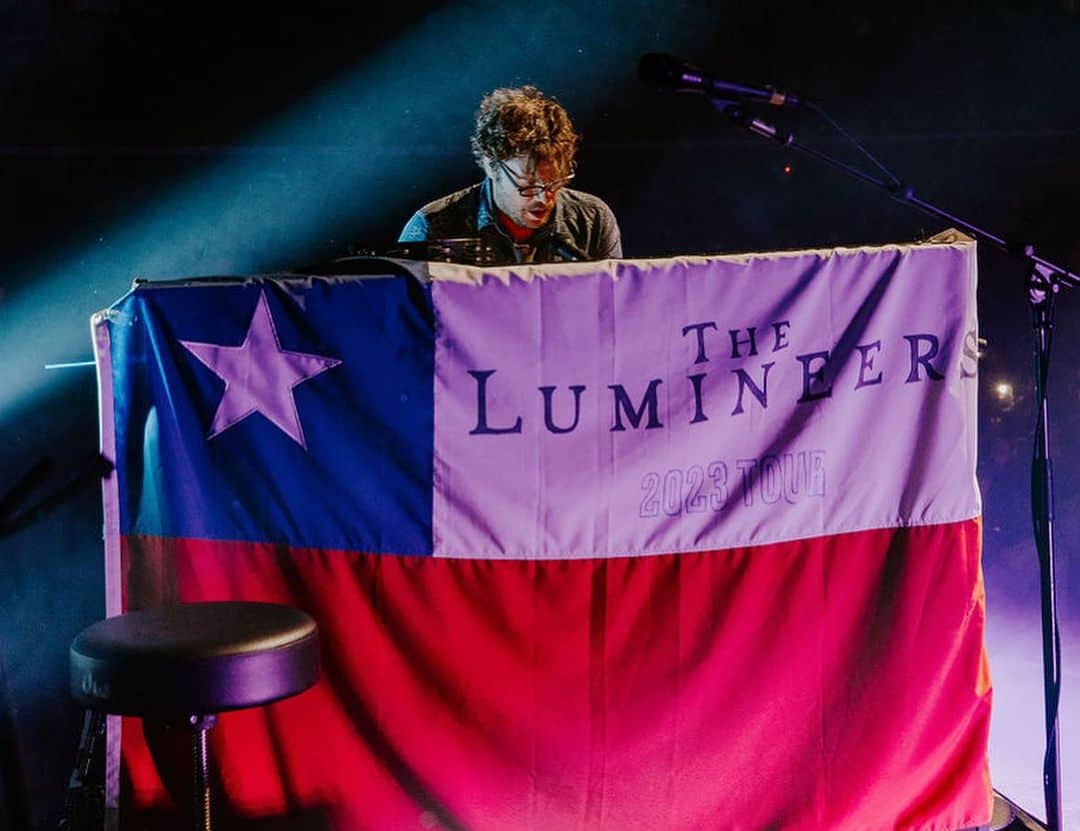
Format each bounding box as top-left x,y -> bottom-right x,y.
1,1 -> 714,425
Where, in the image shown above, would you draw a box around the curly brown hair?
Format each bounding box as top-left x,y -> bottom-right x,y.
470,86 -> 579,178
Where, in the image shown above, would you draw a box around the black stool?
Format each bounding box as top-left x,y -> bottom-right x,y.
69,601 -> 320,831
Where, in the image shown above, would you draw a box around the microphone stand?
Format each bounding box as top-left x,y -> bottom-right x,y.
708,98 -> 1076,831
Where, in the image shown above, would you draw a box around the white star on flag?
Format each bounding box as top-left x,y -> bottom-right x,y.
180,290 -> 341,448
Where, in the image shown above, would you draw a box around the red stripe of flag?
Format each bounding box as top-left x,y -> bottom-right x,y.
119,519 -> 990,830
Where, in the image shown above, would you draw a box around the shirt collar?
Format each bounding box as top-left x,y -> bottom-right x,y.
477,177 -> 497,231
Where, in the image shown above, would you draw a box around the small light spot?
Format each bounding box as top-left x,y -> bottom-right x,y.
993,381 -> 1016,410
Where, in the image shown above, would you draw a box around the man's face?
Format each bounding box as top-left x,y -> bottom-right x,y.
484,154 -> 566,230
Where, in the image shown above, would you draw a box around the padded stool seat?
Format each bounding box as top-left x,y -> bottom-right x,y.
68,601 -> 320,830
71,601 -> 319,719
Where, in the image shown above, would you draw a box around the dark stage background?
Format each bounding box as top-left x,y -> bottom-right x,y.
2,1 -> 1078,828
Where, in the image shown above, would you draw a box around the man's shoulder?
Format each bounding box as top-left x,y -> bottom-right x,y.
558,187 -> 617,220
554,187 -> 622,259
400,182 -> 484,243
415,183 -> 484,219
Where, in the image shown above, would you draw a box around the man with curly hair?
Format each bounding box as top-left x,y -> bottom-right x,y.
399,86 -> 621,264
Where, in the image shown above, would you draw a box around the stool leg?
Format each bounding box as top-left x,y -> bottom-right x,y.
189,714 -> 216,831
59,710 -> 106,830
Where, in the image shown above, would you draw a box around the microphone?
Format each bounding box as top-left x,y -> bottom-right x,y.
638,53 -> 800,107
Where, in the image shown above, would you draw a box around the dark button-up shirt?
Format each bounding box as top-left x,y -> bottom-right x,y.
398,179 -> 621,265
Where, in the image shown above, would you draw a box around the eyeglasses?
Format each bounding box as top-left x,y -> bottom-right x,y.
496,158 -> 575,198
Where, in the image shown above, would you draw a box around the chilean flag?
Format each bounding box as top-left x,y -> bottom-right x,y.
94,236 -> 992,830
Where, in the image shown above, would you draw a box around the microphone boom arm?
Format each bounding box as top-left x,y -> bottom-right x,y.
711,100 -> 1079,287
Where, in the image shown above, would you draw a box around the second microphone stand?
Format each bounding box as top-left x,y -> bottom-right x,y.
709,98 -> 1075,831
